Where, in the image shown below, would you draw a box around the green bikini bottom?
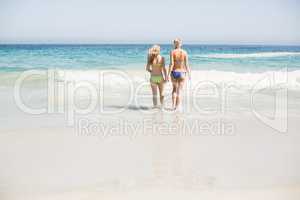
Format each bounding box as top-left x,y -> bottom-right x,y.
150,75 -> 164,84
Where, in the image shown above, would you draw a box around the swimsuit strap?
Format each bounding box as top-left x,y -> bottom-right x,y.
173,50 -> 184,61
152,56 -> 162,65
152,59 -> 162,69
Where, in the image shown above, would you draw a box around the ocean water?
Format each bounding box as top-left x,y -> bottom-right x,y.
1,45 -> 300,194
1,44 -> 300,72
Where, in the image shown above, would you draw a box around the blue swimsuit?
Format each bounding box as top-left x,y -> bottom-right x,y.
171,71 -> 186,79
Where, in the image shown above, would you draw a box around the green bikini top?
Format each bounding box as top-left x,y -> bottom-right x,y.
152,62 -> 162,68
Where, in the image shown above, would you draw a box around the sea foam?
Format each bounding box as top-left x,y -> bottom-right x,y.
55,69 -> 300,90
197,52 -> 300,59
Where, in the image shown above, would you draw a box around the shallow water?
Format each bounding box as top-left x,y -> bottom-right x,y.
1,44 -> 300,72
1,45 -> 300,198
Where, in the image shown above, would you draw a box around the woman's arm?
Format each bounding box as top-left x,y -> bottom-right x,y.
146,54 -> 152,73
162,57 -> 167,81
184,52 -> 191,80
167,51 -> 174,80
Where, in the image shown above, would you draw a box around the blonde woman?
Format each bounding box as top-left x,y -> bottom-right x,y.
146,45 -> 167,108
168,38 -> 191,110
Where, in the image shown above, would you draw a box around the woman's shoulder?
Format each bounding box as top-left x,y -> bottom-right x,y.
171,49 -> 186,54
158,55 -> 165,61
180,49 -> 187,54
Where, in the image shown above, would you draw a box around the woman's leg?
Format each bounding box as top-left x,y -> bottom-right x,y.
175,79 -> 185,109
150,83 -> 158,107
172,80 -> 178,109
158,81 -> 165,106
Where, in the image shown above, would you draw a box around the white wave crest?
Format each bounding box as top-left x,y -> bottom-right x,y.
188,70 -> 300,90
1,69 -> 300,90
55,69 -> 300,90
197,52 -> 300,59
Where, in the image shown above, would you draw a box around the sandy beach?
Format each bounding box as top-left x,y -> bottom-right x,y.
0,69 -> 300,199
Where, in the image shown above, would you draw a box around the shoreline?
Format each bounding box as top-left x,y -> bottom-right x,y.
1,66 -> 300,199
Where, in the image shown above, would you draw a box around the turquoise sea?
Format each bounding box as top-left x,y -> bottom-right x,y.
1,44 -> 300,72
1,45 -> 300,194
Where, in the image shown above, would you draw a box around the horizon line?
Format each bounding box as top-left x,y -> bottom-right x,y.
1,42 -> 300,47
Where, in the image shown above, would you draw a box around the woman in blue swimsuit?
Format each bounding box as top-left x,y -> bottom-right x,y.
167,38 -> 191,110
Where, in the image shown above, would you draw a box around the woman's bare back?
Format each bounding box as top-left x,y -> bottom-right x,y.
171,49 -> 187,72
151,55 -> 164,75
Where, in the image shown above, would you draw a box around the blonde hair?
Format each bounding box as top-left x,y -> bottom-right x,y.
148,45 -> 160,64
174,38 -> 182,48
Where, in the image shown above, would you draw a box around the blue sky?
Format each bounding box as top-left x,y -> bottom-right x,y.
0,0 -> 299,44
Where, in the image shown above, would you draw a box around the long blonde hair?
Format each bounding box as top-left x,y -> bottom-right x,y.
148,45 -> 160,64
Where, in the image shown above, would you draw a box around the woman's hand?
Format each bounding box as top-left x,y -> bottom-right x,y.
165,76 -> 170,82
